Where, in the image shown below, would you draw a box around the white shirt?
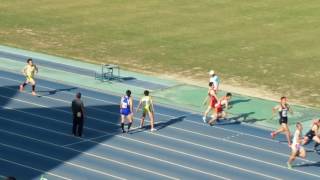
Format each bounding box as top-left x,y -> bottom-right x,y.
209,75 -> 220,90
292,130 -> 300,146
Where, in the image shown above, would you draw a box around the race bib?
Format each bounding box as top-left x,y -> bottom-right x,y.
121,103 -> 128,109
282,110 -> 288,117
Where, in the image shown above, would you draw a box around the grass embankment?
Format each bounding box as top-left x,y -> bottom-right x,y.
1,0 -> 320,107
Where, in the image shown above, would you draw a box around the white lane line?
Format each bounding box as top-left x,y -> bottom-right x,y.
0,76 -> 276,143
62,134 -> 110,147
0,157 -> 72,180
167,124 -> 316,163
0,82 -> 313,164
1,106 -> 282,179
0,141 -> 125,180
0,85 -> 310,164
0,91 -> 280,159
0,95 -> 317,178
0,88 -> 320,177
148,131 -> 320,178
0,116 -> 224,180
0,108 -> 277,179
1,94 -> 318,179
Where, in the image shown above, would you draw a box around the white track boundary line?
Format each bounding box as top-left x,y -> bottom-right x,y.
0,76 -> 277,143
167,124 -> 315,163
149,132 -> 320,178
0,116 -> 225,180
0,157 -> 71,180
1,106 -> 283,179
62,134 -> 110,147
0,95 -> 318,178
0,85 -> 311,163
0,141 -> 125,180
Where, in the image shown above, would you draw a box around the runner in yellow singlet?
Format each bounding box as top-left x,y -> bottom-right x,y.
19,58 -> 38,96
136,90 -> 156,132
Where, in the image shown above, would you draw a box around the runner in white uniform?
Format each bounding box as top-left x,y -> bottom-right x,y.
287,122 -> 306,169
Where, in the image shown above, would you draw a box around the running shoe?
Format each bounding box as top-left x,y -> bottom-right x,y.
209,122 -> 215,126
151,128 -> 157,132
202,116 -> 207,123
287,162 -> 292,169
270,132 -> 276,139
32,91 -> 37,96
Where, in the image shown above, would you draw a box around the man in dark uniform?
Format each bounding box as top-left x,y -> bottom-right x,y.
71,92 -> 85,137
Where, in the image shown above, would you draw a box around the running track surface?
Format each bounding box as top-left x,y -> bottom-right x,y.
0,69 -> 320,180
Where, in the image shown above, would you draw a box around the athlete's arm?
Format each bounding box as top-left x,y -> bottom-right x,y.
272,105 -> 279,118
81,101 -> 85,118
288,104 -> 294,115
22,66 -> 27,76
202,96 -> 209,106
150,97 -> 155,112
136,99 -> 142,113
34,65 -> 39,74
311,125 -> 317,133
224,99 -> 229,109
210,89 -> 218,100
120,97 -> 123,109
130,97 -> 134,114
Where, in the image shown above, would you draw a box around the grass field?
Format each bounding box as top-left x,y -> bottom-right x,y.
1,0 -> 320,107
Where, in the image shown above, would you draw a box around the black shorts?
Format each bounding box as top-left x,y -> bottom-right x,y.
279,117 -> 288,125
305,130 -> 315,140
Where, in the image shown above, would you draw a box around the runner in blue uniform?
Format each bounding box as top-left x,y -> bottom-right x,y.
120,90 -> 134,133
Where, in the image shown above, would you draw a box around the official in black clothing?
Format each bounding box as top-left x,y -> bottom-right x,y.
71,92 -> 85,137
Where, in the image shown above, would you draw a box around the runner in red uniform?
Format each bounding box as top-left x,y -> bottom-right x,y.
208,92 -> 232,125
202,82 -> 218,123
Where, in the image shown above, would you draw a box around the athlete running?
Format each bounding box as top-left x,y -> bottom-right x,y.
287,122 -> 306,169
120,90 -> 134,133
208,92 -> 232,125
303,119 -> 320,151
202,82 -> 218,123
271,96 -> 293,146
136,90 -> 156,132
19,58 -> 38,96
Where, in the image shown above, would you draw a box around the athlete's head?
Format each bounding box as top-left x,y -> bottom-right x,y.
296,122 -> 302,131
208,82 -> 213,87
280,96 -> 287,103
209,70 -> 215,76
76,92 -> 81,99
27,58 -> 33,65
126,90 -> 131,97
226,92 -> 232,99
144,90 -> 149,96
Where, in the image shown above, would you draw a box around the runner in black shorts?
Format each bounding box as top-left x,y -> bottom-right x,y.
270,97 -> 293,147
303,119 -> 320,151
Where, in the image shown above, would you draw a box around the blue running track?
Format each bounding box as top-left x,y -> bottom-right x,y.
0,69 -> 320,180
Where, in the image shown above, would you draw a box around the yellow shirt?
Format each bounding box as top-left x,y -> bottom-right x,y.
23,65 -> 37,78
141,96 -> 153,112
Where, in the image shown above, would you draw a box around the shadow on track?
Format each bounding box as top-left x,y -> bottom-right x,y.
36,87 -> 77,97
0,85 -> 123,179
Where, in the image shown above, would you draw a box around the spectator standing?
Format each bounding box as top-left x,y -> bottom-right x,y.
71,92 -> 85,137
209,70 -> 220,92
